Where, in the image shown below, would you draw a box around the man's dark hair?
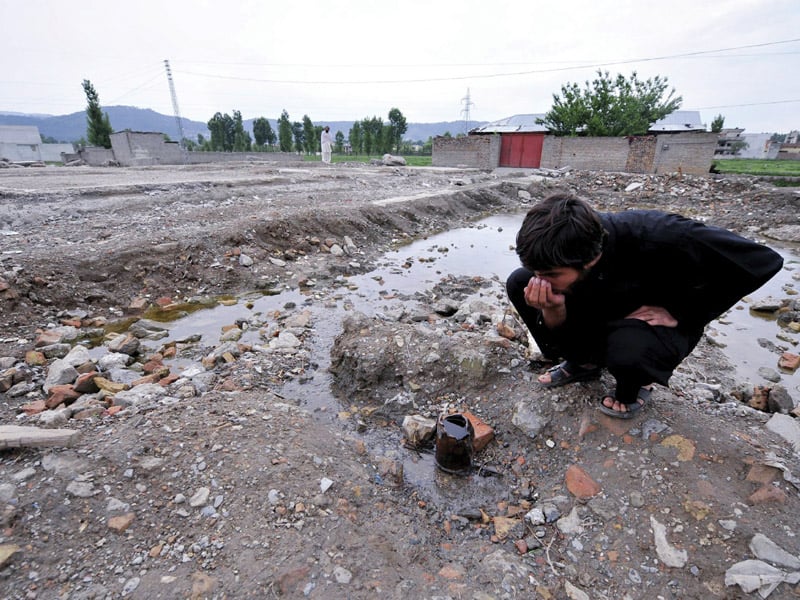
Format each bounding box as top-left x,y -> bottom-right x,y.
515,193 -> 606,271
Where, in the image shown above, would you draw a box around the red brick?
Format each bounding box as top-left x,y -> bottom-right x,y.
565,464 -> 601,499
748,484 -> 787,505
463,411 -> 494,452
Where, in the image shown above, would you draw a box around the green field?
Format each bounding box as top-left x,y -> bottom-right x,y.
306,154 -> 432,167
712,158 -> 800,177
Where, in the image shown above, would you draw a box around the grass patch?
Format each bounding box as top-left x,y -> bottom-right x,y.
712,158 -> 800,177
305,154 -> 432,166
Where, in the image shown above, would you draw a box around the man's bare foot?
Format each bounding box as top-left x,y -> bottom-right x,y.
599,385 -> 652,418
537,361 -> 599,386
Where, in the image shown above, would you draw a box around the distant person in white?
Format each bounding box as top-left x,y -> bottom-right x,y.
321,126 -> 333,164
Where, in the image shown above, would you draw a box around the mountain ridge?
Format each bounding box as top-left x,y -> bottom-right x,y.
0,106 -> 486,144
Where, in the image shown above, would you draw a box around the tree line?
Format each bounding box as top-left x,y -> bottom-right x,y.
189,107 -> 408,156
84,72 -> 734,153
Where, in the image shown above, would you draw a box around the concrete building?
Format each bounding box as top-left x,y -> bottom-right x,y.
0,125 -> 74,163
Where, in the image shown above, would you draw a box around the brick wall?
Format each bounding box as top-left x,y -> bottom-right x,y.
108,131 -> 300,166
110,131 -> 183,166
541,137 -> 630,171
653,132 -> 718,175
79,147 -> 116,166
432,135 -> 500,169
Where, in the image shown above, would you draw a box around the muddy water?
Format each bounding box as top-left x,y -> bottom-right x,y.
134,213 -> 798,504
155,211 -> 799,400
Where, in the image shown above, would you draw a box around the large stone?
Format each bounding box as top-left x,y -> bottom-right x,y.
43,359 -> 78,393
766,413 -> 800,452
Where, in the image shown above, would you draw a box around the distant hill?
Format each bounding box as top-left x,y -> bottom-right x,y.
0,107 -> 486,144
0,107 -> 208,144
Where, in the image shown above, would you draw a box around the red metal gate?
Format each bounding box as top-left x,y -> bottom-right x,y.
499,133 -> 544,168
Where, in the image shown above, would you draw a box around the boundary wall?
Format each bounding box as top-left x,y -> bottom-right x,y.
434,132 -> 718,175
432,135 -> 501,169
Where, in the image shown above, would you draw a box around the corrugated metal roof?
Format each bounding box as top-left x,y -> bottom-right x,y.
0,125 -> 42,145
471,114 -> 549,134
648,110 -> 705,132
473,110 -> 706,134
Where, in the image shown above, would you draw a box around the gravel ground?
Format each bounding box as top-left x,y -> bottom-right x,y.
1,161 -> 800,600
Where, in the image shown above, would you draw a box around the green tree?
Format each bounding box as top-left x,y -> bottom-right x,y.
538,70 -> 682,136
81,79 -> 113,148
302,115 -> 316,154
292,121 -> 304,153
334,131 -> 344,153
207,112 -> 234,151
253,117 -> 271,147
232,110 -> 251,152
349,122 -> 363,154
361,116 -> 384,155
387,107 -> 408,153
265,121 -> 277,147
278,110 -> 293,152
711,114 -> 725,133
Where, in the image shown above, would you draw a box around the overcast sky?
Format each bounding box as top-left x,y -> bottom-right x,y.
2,0 -> 798,133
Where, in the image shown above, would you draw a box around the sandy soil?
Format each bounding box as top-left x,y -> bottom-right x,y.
1,160 -> 799,600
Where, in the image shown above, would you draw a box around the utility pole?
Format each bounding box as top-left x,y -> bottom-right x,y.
163,59 -> 185,149
460,88 -> 474,135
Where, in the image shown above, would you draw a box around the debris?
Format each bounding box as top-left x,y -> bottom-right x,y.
650,515 -> 688,568
725,559 -> 800,598
0,425 -> 80,449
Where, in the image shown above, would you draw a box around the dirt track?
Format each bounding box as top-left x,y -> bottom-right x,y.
1,161 -> 800,599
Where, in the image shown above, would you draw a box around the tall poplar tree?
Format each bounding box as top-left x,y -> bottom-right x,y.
81,79 -> 113,148
278,110 -> 293,152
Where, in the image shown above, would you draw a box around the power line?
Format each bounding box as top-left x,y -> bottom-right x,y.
696,98 -> 800,110
175,37 -> 800,85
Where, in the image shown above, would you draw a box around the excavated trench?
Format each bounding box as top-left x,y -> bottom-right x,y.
84,212 -> 799,509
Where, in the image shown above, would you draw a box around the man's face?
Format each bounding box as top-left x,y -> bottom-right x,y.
533,267 -> 583,294
534,255 -> 600,294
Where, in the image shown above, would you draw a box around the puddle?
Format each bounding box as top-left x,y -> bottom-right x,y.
111,213 -> 799,503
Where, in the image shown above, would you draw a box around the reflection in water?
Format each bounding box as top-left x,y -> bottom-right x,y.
148,212 -> 799,395
118,212 -> 797,501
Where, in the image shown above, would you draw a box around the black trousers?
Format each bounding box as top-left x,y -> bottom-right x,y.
506,268 -> 703,404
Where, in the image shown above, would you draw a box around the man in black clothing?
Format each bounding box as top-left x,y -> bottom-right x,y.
506,193 -> 784,418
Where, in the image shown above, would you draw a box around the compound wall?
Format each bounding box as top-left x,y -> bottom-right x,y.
432,135 -> 501,169
433,132 -> 716,175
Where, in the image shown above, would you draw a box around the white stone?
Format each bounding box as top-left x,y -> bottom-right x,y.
650,515 -> 688,568
766,414 -> 800,453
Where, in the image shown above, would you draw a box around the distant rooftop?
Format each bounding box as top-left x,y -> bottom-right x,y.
0,125 -> 42,145
470,114 -> 548,134
648,110 -> 705,132
471,110 -> 706,134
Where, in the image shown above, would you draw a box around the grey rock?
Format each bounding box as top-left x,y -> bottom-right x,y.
767,386 -> 796,414
63,345 -> 92,367
66,481 -> 97,498
758,367 -> 782,383
765,413 -> 800,453
98,352 -> 133,370
43,358 -> 78,392
512,400 -> 550,439
749,533 -> 800,569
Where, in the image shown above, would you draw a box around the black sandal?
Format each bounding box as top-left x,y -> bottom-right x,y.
598,387 -> 651,420
538,361 -> 600,388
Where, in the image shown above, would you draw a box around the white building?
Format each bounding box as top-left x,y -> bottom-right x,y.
0,125 -> 74,163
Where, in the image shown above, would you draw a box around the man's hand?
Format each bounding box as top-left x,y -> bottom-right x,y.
626,305 -> 678,327
525,277 -> 567,328
524,277 -> 565,310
